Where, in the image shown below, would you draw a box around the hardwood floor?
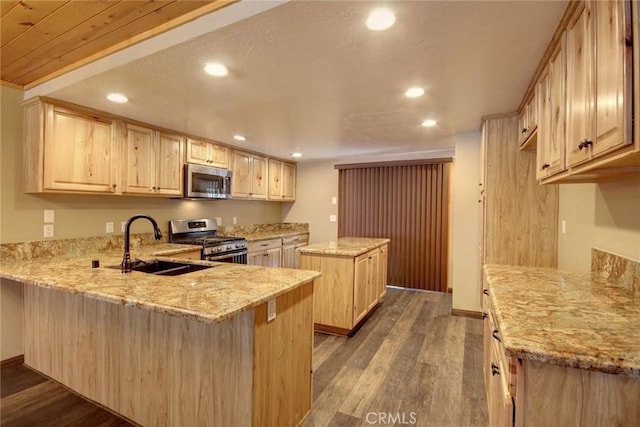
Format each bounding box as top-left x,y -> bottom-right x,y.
0,288 -> 487,426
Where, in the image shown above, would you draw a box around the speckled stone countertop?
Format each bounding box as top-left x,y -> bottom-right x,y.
484,264 -> 640,377
298,237 -> 390,257
0,243 -> 320,325
217,223 -> 309,242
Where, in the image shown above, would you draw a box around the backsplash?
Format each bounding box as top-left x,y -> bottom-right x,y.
591,248 -> 640,292
0,233 -> 161,262
218,223 -> 308,236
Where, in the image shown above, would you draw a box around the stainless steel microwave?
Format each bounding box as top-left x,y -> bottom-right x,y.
184,163 -> 232,199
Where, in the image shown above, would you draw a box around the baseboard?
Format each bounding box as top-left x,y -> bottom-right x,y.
451,309 -> 483,319
1,355 -> 24,367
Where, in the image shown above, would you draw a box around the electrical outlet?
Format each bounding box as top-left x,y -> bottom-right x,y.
331,196 -> 337,205
106,222 -> 114,233
44,210 -> 54,223
214,217 -> 222,226
329,214 -> 337,223
267,299 -> 276,322
121,221 -> 127,232
232,217 -> 237,225
43,224 -> 54,238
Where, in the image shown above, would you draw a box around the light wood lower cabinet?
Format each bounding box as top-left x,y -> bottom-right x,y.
300,245 -> 387,335
23,281 -> 314,427
248,238 -> 282,268
281,234 -> 309,268
483,287 -> 640,426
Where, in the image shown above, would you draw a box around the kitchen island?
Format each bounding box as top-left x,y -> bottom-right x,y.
0,243 -> 320,427
299,237 -> 389,335
483,264 -> 640,426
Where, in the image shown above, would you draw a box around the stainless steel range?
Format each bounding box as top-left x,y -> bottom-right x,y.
168,219 -> 248,264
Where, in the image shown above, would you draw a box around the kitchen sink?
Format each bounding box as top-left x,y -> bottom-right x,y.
107,259 -> 213,276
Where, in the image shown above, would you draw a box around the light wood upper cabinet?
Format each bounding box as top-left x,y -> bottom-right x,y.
531,0 -> 638,183
24,101 -> 118,194
566,1 -> 595,168
122,124 -> 184,196
231,150 -> 268,199
186,138 -> 229,169
268,159 -> 296,201
537,39 -> 567,180
592,0 -> 631,157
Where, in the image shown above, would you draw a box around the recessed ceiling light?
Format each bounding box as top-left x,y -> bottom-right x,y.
405,87 -> 425,98
291,152 -> 302,158
204,62 -> 228,77
422,119 -> 438,127
106,93 -> 128,103
233,135 -> 246,141
366,8 -> 395,31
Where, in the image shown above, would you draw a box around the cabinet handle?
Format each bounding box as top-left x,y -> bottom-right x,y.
521,128 -> 528,134
541,163 -> 550,170
482,312 -> 488,320
491,363 -> 500,376
492,329 -> 501,343
578,140 -> 593,151
112,184 -> 117,189
483,289 -> 489,295
261,243 -> 269,246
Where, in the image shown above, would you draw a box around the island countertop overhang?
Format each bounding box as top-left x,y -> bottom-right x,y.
0,243 -> 321,324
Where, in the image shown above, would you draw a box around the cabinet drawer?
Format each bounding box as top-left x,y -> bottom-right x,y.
283,234 -> 309,247
248,238 -> 282,252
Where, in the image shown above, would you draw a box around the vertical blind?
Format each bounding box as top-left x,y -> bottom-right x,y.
337,161 -> 451,292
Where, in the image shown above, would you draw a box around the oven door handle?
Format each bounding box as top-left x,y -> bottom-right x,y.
206,250 -> 248,261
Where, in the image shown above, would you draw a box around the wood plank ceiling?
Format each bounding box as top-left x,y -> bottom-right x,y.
0,0 -> 235,89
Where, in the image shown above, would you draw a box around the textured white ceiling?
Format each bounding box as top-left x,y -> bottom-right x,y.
39,0 -> 567,162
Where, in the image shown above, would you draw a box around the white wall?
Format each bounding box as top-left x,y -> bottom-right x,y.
449,132 -> 483,312
558,176 -> 640,271
282,160 -> 339,244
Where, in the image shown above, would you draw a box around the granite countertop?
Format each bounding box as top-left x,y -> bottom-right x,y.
237,231 -> 309,242
298,237 -> 390,257
484,264 -> 640,377
0,243 -> 320,325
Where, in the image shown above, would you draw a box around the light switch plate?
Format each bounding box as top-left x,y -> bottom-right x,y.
561,220 -> 567,234
331,196 -> 337,205
121,221 -> 127,232
44,210 -> 54,223
43,224 -> 54,238
106,222 -> 114,233
232,217 -> 237,225
329,214 -> 337,223
267,299 -> 276,322
214,217 -> 222,226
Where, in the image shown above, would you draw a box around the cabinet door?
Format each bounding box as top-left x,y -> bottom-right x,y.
566,1 -> 595,167
185,138 -> 210,166
209,143 -> 229,169
488,343 -> 514,427
528,90 -> 538,131
251,155 -> 268,199
231,150 -> 252,198
265,247 -> 282,268
378,244 -> 388,298
156,131 -> 184,196
268,159 -> 283,200
547,37 -> 567,176
592,0 -> 631,156
367,249 -> 380,311
282,245 -> 296,268
353,254 -> 369,325
517,108 -> 528,146
247,252 -> 265,266
123,124 -> 156,194
44,104 -> 117,193
282,162 -> 296,201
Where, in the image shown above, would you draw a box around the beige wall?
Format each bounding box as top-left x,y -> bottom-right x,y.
281,160 -> 338,244
450,132 -> 483,312
558,176 -> 640,271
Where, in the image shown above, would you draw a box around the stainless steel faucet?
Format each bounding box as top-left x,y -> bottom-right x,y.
121,215 -> 163,273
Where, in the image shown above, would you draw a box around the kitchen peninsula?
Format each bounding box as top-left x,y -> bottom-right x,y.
0,241 -> 320,427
